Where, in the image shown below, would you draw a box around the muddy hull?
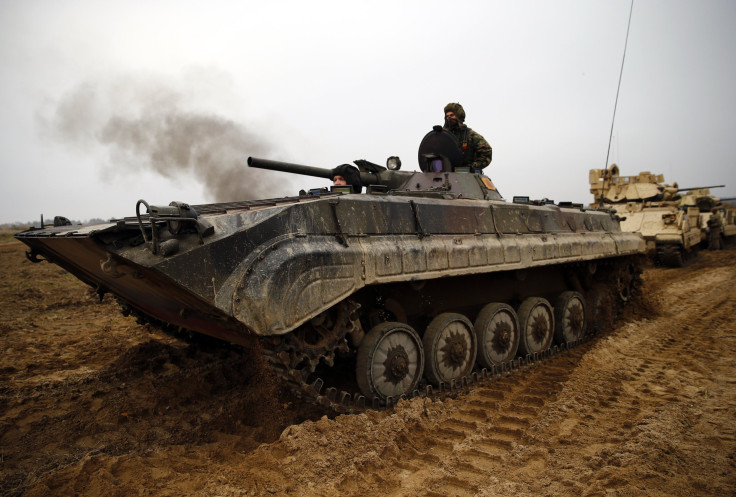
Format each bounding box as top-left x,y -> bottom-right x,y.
16,194 -> 643,337
16,188 -> 646,411
18,225 -> 252,345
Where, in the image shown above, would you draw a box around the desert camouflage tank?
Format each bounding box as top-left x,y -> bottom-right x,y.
589,165 -> 706,266
677,189 -> 736,250
719,200 -> 736,244
16,127 -> 644,411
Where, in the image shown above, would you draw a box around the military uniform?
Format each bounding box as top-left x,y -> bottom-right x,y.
443,103 -> 492,172
707,211 -> 723,250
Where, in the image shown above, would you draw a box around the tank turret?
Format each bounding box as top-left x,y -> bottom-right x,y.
676,186 -> 724,211
588,165 -> 719,266
589,164 -> 680,206
249,127 -> 503,201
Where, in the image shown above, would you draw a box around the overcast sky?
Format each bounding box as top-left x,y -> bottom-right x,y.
1,0 -> 735,224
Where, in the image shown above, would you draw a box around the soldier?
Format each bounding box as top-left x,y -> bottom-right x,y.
442,102 -> 492,172
707,208 -> 723,250
332,163 -> 363,193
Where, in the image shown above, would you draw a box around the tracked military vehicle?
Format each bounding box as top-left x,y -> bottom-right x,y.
677,189 -> 736,250
718,200 -> 736,246
16,127 -> 644,411
589,165 -> 708,266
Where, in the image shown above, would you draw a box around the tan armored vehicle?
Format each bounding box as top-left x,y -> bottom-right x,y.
678,189 -> 736,249
720,202 -> 736,243
15,128 -> 645,412
589,165 -> 701,266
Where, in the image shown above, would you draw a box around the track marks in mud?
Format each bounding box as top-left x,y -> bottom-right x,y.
328,257 -> 736,497
518,255 -> 736,496
330,351 -> 586,497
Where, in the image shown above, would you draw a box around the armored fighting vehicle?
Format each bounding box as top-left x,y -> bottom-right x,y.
16,127 -> 644,411
589,165 -> 706,266
677,189 -> 736,249
719,200 -> 736,245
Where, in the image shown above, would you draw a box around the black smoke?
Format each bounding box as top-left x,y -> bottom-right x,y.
40,77 -> 288,202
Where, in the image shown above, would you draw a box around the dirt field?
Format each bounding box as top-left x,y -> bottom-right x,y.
1,229 -> 735,497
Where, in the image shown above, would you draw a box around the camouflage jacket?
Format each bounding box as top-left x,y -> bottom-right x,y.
443,124 -> 492,171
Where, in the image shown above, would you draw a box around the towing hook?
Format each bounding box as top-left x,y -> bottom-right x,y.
25,249 -> 45,263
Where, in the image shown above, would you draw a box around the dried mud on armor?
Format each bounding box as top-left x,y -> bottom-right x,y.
1,229 -> 735,496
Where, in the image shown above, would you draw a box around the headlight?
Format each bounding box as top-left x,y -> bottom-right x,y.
386,156 -> 401,170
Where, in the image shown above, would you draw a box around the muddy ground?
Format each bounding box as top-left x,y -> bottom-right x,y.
1,229 -> 734,496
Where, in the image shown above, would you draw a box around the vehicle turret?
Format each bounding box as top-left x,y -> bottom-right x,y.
589,164 -> 679,206
588,165 -> 727,265
676,186 -> 725,211
249,126 -> 503,201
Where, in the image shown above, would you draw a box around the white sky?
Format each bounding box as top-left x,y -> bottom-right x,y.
1,0 -> 735,224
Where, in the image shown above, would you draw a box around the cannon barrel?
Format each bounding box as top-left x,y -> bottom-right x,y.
247,157 -> 335,179
676,184 -> 725,192
247,157 -> 378,186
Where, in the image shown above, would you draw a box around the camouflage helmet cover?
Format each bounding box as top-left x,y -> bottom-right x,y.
444,102 -> 465,123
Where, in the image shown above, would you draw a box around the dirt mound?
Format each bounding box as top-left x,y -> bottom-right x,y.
1,233 -> 735,496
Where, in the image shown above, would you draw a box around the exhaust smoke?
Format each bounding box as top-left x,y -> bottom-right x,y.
39,75 -> 290,202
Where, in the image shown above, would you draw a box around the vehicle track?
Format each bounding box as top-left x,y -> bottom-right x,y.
258,255 -> 643,415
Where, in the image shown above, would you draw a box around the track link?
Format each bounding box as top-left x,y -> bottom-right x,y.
260,334 -> 595,414
260,257 -> 643,414
118,257 -> 643,415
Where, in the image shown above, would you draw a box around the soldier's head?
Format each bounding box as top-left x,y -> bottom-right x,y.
332,164 -> 362,193
444,102 -> 465,129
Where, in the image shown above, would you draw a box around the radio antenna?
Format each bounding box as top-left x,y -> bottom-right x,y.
605,0 -> 635,169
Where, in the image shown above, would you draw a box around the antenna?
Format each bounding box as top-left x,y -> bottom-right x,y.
605,0 -> 634,170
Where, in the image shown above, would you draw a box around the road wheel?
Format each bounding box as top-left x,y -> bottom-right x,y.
517,297 -> 554,355
554,291 -> 586,344
585,284 -> 613,334
356,322 -> 424,401
474,303 -> 520,368
423,313 -> 477,386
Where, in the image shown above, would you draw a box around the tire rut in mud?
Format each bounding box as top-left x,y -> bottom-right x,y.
328,347 -> 589,497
